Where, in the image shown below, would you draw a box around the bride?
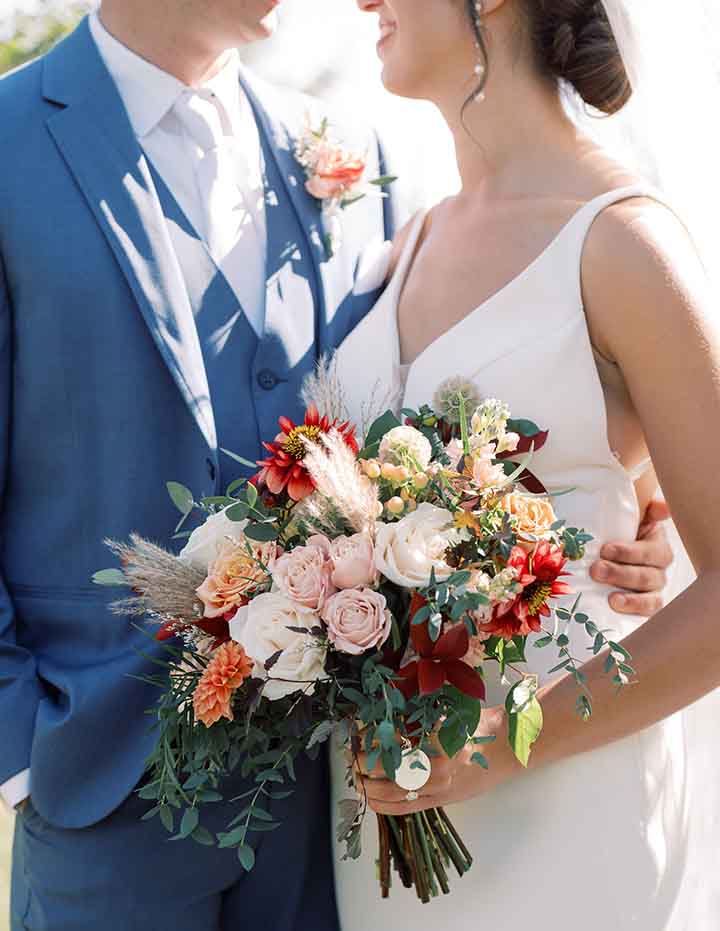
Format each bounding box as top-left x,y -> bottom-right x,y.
330,0 -> 720,928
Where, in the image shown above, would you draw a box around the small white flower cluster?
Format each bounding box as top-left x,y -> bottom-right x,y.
294,123 -> 326,175
468,567 -> 521,617
470,398 -> 512,449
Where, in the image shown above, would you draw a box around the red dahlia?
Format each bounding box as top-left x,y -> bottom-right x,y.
254,405 -> 359,502
480,541 -> 572,641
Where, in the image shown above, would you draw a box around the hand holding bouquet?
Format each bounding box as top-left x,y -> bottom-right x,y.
95,378 -> 634,902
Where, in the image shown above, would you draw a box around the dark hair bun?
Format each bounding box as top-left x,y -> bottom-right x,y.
531,0 -> 632,114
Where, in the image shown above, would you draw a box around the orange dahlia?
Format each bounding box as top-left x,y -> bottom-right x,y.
254,405 -> 359,502
192,641 -> 253,728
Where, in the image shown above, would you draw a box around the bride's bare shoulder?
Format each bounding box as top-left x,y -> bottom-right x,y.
582,194 -> 711,362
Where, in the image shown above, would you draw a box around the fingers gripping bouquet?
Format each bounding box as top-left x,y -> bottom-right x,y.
95,378 -> 635,902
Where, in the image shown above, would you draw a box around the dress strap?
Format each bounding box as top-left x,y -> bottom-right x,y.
568,184 -> 667,259
392,209 -> 429,287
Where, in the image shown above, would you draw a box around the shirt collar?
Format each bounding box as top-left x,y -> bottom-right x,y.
89,12 -> 242,140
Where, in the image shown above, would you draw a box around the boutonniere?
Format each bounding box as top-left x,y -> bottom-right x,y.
294,116 -> 396,258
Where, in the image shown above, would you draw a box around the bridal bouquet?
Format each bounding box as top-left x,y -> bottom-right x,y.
94,379 -> 634,903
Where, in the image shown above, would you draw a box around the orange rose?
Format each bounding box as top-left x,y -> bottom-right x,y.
501,492 -> 557,542
196,540 -> 275,619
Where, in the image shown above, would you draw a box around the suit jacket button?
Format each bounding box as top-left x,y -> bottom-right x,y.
257,369 -> 279,391
206,458 -> 216,480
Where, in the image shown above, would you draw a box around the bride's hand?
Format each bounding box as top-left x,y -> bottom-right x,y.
357,708 -> 519,817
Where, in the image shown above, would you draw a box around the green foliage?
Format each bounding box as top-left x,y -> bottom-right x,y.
92,568 -> 127,587
1,3 -> 88,77
358,410 -> 401,460
506,689 -> 543,768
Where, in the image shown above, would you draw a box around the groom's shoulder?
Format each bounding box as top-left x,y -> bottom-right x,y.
0,56 -> 50,146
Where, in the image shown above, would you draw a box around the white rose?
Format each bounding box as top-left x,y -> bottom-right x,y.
374,503 -> 461,588
230,592 -> 327,701
379,426 -> 432,471
179,508 -> 247,572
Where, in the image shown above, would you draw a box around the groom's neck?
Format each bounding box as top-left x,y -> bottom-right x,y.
98,0 -> 234,88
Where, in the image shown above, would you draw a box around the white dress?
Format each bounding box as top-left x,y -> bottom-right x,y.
331,187 -> 713,930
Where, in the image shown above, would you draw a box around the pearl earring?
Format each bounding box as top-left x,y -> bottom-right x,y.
472,0 -> 486,101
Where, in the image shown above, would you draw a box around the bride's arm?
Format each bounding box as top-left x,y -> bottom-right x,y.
362,201 -> 720,814
525,201 -> 720,761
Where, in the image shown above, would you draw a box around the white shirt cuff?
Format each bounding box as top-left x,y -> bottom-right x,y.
1,769 -> 30,811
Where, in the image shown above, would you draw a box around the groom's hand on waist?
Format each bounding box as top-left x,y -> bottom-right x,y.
590,498 -> 674,617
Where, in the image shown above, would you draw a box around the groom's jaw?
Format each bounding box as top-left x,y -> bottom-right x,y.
98,0 -> 282,85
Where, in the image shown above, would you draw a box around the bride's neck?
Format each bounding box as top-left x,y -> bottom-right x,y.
437,72 -> 580,196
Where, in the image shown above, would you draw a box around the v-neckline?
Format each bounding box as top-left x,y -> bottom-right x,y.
392,188 -> 641,374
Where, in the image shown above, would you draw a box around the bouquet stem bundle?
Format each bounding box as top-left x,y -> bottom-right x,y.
377,808 -> 472,902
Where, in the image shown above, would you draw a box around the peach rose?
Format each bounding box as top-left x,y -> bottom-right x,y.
197,540 -> 276,619
273,535 -> 336,610
501,492 -> 557,540
471,443 -> 506,489
330,533 -> 377,589
305,143 -> 366,201
322,588 -> 392,656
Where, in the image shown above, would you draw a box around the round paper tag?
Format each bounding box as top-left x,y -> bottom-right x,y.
394,748 -> 432,792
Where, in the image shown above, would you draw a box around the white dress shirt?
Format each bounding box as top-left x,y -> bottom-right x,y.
91,11 -> 267,334
0,15 -> 268,813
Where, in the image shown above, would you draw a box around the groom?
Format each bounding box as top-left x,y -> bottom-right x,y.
0,1 -> 673,928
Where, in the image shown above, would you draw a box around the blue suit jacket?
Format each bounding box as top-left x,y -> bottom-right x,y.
0,18 -> 396,829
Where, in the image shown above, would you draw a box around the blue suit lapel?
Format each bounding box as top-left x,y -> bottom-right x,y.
241,70 -> 359,352
42,18 -> 217,454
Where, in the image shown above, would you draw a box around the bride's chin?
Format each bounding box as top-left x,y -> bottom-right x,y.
379,68 -> 424,101
258,10 -> 279,35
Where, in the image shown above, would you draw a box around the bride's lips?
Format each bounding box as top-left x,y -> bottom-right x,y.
377,18 -> 397,55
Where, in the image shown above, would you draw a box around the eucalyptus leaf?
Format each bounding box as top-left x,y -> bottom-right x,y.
221,448 -> 259,470
92,568 -> 127,587
180,807 -> 199,838
167,481 -> 194,515
237,844 -> 256,871
377,720 -> 396,751
159,805 -> 174,833
359,410 -> 402,459
244,522 -> 280,543
225,502 -> 250,522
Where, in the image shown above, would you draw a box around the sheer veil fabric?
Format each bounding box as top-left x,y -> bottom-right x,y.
572,0 -> 720,288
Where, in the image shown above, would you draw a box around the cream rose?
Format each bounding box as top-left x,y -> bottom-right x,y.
179,508 -> 248,572
330,533 -> 377,589
273,535 -> 336,610
322,588 -> 392,655
230,592 -> 327,701
374,503 -> 461,588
